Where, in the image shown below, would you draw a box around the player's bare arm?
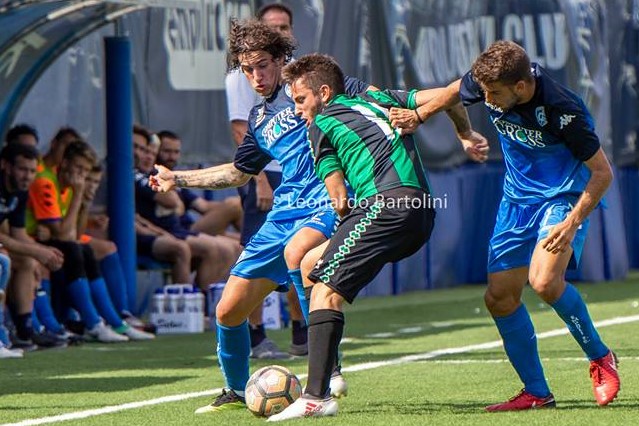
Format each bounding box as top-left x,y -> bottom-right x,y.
389,79 -> 463,131
445,103 -> 490,162
543,148 -> 613,254
387,80 -> 488,162
150,163 -> 251,192
323,170 -> 349,218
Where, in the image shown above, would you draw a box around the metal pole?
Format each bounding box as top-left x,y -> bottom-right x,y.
104,36 -> 137,313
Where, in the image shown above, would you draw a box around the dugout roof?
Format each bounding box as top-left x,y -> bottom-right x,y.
0,0 -> 196,139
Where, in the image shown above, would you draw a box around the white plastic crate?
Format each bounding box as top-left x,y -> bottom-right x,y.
150,284 -> 205,334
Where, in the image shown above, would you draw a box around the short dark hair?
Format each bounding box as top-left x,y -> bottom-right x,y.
257,3 -> 293,26
157,130 -> 180,141
471,40 -> 533,86
5,123 -> 39,145
282,53 -> 345,96
227,19 -> 295,70
0,142 -> 39,164
52,126 -> 82,143
133,124 -> 152,144
62,140 -> 97,166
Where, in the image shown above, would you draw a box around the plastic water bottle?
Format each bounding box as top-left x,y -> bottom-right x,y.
184,288 -> 198,313
194,289 -> 205,315
151,288 -> 166,315
166,288 -> 180,313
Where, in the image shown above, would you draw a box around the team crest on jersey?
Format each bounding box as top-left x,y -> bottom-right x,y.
559,114 -> 576,129
284,83 -> 292,98
535,106 -> 547,127
255,106 -> 266,126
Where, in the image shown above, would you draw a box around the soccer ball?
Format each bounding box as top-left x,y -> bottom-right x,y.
245,365 -> 302,417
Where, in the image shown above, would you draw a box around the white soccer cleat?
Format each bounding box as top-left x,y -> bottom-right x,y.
86,321 -> 129,343
121,325 -> 156,341
0,345 -> 24,359
330,372 -> 348,398
267,396 -> 338,422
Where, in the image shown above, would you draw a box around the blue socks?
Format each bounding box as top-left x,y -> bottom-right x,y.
0,299 -> 10,346
89,278 -> 125,329
31,310 -> 42,333
34,283 -> 64,334
216,320 -> 250,394
288,269 -> 309,324
0,254 -> 10,345
494,304 -> 550,398
67,277 -> 101,329
99,251 -> 130,314
551,283 -> 608,360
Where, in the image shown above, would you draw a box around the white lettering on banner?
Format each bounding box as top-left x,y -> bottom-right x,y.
163,0 -> 251,90
414,14 -> 569,85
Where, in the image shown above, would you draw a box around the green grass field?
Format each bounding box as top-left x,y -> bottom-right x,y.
2,274 -> 639,426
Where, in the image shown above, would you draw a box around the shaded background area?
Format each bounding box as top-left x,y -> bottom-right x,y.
0,0 -> 637,291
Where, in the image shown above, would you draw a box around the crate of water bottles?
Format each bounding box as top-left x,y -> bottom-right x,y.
150,284 -> 205,334
207,283 -> 283,330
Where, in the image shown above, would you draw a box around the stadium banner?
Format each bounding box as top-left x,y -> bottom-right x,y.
9,0 -> 636,167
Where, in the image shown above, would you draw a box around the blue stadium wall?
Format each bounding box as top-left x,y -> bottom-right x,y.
2,0 -> 638,293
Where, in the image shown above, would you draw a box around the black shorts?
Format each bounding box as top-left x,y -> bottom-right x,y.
237,170 -> 282,246
137,234 -> 157,257
308,187 -> 435,304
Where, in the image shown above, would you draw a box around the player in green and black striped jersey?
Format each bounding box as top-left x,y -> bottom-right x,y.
268,54 -> 488,421
309,88 -> 432,202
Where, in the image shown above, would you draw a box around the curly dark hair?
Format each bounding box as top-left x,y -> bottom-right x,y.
282,54 -> 345,95
471,40 -> 533,86
227,19 -> 295,70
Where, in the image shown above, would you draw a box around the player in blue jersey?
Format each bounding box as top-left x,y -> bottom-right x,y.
150,19 -> 370,414
390,40 -> 619,411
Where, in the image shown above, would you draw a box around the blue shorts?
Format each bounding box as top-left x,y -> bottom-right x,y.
230,209 -> 338,291
237,171 -> 282,246
488,196 -> 589,273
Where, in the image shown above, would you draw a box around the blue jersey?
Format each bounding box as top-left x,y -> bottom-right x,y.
0,173 -> 27,228
234,76 -> 368,220
459,63 -> 600,204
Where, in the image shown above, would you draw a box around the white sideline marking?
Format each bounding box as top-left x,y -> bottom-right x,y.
5,314 -> 639,426
426,356 -> 639,365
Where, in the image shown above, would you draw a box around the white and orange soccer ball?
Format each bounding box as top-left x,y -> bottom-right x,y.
245,365 -> 302,417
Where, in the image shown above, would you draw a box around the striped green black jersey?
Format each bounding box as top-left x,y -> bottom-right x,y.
308,89 -> 431,201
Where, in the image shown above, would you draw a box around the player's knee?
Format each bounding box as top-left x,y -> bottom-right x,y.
484,287 -> 517,315
215,300 -> 244,326
10,254 -> 37,270
105,241 -> 117,255
528,274 -> 562,302
172,241 -> 191,263
283,243 -> 305,269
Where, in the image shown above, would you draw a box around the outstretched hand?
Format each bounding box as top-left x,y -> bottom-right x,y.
149,164 -> 176,192
458,130 -> 490,163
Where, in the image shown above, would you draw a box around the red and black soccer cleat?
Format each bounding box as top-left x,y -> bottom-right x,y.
485,389 -> 556,412
590,350 -> 620,406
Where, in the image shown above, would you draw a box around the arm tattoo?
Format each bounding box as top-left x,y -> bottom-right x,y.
174,164 -> 251,189
445,103 -> 471,134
